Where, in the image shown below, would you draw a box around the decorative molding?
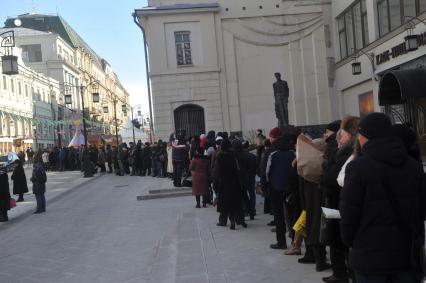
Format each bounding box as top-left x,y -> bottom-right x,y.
222,18 -> 324,47
237,17 -> 323,36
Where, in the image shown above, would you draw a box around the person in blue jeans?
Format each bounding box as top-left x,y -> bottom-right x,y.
31,152 -> 47,214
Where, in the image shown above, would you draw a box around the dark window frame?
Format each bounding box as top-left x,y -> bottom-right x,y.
377,0 -> 426,37
174,31 -> 193,66
337,0 -> 369,59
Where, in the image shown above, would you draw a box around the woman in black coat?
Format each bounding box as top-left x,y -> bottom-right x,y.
31,152 -> 47,214
12,159 -> 28,202
0,171 -> 11,222
213,139 -> 245,230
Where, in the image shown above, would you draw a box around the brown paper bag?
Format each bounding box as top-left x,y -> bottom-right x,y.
296,134 -> 325,184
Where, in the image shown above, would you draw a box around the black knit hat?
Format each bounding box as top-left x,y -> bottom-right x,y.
358,112 -> 392,139
326,120 -> 341,132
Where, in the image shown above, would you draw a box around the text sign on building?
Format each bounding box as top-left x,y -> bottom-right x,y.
376,31 -> 426,65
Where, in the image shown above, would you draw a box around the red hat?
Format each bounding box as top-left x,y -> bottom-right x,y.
269,127 -> 282,139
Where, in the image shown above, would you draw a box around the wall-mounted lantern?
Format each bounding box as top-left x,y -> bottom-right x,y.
1,31 -> 18,75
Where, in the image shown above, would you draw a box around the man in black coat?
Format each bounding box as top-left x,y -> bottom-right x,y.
340,113 -> 425,283
141,143 -> 152,176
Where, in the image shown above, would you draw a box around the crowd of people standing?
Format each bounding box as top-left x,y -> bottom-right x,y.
169,112 -> 425,283
0,112 -> 425,283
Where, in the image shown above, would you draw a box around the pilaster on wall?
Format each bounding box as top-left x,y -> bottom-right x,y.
220,6 -> 332,131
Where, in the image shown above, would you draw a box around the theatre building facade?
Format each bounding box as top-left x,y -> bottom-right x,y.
330,0 -> 426,156
135,0 -> 336,140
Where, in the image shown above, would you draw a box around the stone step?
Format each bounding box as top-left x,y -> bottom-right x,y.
137,190 -> 192,201
149,187 -> 192,194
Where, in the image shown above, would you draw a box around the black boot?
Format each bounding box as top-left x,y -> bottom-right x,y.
298,245 -> 315,263
314,245 -> 331,271
0,213 -> 8,222
17,194 -> 24,202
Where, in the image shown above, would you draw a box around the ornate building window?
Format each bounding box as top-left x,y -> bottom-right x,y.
337,0 -> 369,59
10,78 -> 14,93
2,76 -> 7,90
175,31 -> 192,66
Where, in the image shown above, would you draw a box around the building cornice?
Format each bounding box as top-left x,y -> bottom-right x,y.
150,67 -> 220,77
135,3 -> 220,16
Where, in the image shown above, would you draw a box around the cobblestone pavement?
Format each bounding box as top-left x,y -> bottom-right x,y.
0,175 -> 326,283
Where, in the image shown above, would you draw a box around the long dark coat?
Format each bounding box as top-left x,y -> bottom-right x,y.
189,157 -> 210,196
340,137 -> 426,275
31,162 -> 47,194
12,164 -> 28,195
300,178 -> 323,246
142,146 -> 152,169
0,173 -> 11,212
213,151 -> 243,214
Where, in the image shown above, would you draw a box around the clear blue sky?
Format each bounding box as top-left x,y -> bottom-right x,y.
1,0 -> 149,112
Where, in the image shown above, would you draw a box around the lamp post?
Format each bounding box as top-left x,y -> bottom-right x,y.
131,106 -> 135,144
65,81 -> 99,177
102,94 -> 120,147
128,104 -> 143,144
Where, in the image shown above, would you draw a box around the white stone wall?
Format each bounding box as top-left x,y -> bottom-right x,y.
138,0 -> 333,139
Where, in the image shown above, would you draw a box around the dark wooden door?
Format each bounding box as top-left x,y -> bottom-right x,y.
174,104 -> 205,138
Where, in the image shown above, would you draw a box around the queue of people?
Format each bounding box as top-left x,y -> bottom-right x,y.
169,113 -> 425,283
0,112 -> 425,283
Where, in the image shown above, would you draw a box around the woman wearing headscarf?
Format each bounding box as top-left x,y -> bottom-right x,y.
12,159 -> 28,202
213,139 -> 245,229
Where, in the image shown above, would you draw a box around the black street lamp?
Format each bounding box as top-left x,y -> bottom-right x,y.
351,51 -> 375,76
92,92 -> 100,103
1,31 -> 18,75
404,16 -> 426,52
405,34 -> 419,51
113,99 -> 119,146
351,61 -> 362,75
64,94 -> 72,105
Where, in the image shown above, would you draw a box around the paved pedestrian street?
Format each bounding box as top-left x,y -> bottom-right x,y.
0,175 -> 325,283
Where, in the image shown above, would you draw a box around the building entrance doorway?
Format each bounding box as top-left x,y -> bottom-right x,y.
174,104 -> 205,139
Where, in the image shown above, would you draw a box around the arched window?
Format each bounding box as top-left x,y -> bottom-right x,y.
174,104 -> 205,139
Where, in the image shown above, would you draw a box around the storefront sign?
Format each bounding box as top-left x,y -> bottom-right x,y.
376,31 -> 426,65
